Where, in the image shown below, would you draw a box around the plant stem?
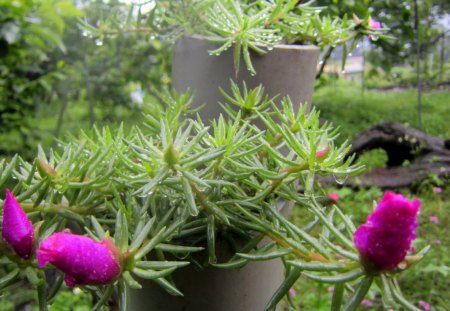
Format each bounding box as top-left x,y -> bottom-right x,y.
21,202 -> 90,215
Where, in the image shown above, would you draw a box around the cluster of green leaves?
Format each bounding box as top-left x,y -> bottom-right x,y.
0,0 -> 172,158
83,0 -> 388,74
0,0 -> 81,157
0,86 -> 427,310
318,0 -> 450,71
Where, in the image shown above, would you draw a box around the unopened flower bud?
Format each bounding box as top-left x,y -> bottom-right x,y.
315,146 -> 330,160
354,192 -> 420,272
327,193 -> 340,202
36,159 -> 56,178
37,232 -> 122,287
163,144 -> 179,167
2,189 -> 34,259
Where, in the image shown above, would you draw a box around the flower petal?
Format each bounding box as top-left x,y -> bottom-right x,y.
37,232 -> 122,287
354,192 -> 420,272
2,189 -> 34,259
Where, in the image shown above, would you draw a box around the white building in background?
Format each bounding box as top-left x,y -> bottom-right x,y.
321,39 -> 367,80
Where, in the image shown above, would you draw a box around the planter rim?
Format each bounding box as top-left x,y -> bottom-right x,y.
184,34 -> 319,51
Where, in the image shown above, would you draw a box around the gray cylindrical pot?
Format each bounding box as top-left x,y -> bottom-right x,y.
128,204 -> 294,311
128,38 -> 319,311
128,247 -> 285,311
172,36 -> 320,123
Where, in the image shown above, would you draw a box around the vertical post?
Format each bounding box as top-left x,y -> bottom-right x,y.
414,0 -> 423,130
85,68 -> 95,126
439,34 -> 445,83
54,80 -> 69,142
361,40 -> 365,94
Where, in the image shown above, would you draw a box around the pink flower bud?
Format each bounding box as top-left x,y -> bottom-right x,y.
37,232 -> 122,287
289,287 -> 296,298
2,189 -> 34,259
368,17 -> 382,40
327,193 -> 340,202
315,146 -> 330,160
418,300 -> 431,311
369,17 -> 381,29
432,187 -> 442,193
354,192 -> 420,272
429,215 -> 439,224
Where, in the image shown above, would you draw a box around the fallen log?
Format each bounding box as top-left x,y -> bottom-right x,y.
329,122 -> 450,189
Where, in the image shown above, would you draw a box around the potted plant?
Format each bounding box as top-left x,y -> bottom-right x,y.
85,0 -> 386,121
1,2 -> 424,311
0,85 -> 427,310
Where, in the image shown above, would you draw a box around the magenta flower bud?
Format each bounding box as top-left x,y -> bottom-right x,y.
327,193 -> 340,202
369,17 -> 381,30
2,189 -> 34,259
354,192 -> 420,272
37,232 -> 122,287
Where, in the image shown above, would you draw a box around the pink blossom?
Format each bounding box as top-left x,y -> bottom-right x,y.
354,192 -> 420,272
432,187 -> 442,193
429,215 -> 439,224
328,287 -> 334,293
369,18 -> 381,29
418,300 -> 431,311
289,288 -> 296,298
368,18 -> 381,40
327,193 -> 340,202
361,298 -> 374,307
37,232 -> 122,287
2,189 -> 34,259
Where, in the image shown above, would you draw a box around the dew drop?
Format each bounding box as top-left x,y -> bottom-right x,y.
333,174 -> 348,185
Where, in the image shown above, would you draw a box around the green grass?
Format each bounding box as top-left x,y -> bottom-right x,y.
313,80 -> 450,144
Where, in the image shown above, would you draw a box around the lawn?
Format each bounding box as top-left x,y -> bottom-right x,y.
313,80 -> 450,144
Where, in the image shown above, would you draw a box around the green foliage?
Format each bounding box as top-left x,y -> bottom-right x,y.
0,0 -> 81,158
364,63 -> 450,89
87,0 -> 387,75
45,288 -> 93,311
0,87 -> 423,310
356,148 -> 388,171
0,0 -> 172,158
318,0 -> 450,71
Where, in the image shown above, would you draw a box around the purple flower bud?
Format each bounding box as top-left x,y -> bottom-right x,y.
2,189 -> 34,259
289,288 -> 296,298
369,18 -> 381,30
354,192 -> 420,272
418,300 -> 431,311
361,298 -> 374,307
37,232 -> 122,287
